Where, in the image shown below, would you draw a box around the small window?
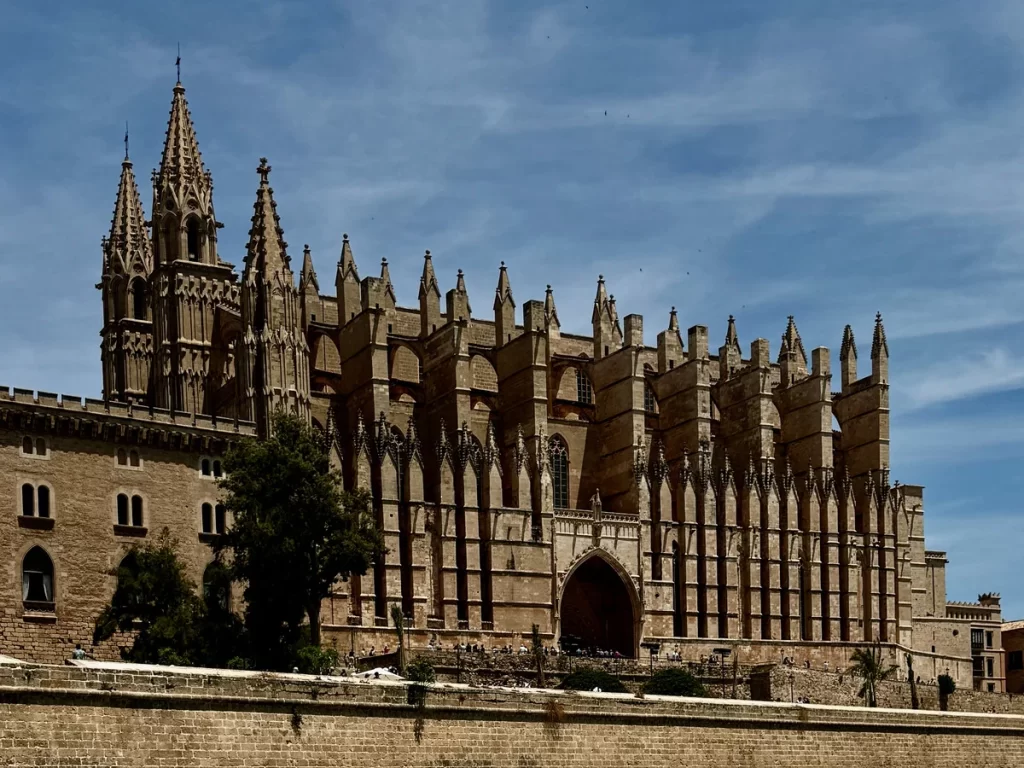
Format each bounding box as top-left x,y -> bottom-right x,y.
117,448 -> 128,466
988,682 -> 995,692
129,450 -> 140,468
201,458 -> 211,476
22,547 -> 54,608
131,495 -> 144,527
186,217 -> 201,261
21,436 -> 47,458
576,370 -> 593,405
986,631 -> 994,649
972,629 -> 984,648
37,485 -> 50,518
1009,650 -> 1023,671
21,483 -> 35,516
213,460 -> 223,478
21,436 -> 33,455
311,313 -> 317,322
201,503 -> 213,534
35,438 -> 46,457
215,504 -> 226,534
116,493 -> 130,526
987,657 -> 994,677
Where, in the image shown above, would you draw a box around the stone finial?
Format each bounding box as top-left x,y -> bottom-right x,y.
725,315 -> 740,351
871,312 -> 889,359
668,307 -> 679,332
418,249 -> 439,299
544,284 -> 560,330
257,157 -> 271,184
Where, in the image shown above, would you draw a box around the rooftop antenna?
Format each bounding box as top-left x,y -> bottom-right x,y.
176,42 -> 181,83
124,121 -> 129,161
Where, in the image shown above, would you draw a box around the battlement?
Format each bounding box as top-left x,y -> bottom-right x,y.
0,385 -> 256,439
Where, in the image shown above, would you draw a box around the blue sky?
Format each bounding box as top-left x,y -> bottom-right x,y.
1,1 -> 1021,618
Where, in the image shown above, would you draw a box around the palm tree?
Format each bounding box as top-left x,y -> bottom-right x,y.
848,642 -> 897,707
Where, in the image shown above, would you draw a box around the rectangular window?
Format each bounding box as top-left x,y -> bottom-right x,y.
973,655 -> 984,677
971,629 -> 984,650
986,631 -> 994,649
1009,650 -> 1023,671
987,657 -> 994,677
576,370 -> 593,405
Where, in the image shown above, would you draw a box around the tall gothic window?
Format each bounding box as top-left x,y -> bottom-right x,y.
550,437 -> 569,510
644,383 -> 657,414
576,369 -> 593,405
186,218 -> 201,261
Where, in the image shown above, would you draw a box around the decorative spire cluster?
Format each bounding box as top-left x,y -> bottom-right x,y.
104,148 -> 153,276
158,80 -> 207,187
244,157 -> 290,272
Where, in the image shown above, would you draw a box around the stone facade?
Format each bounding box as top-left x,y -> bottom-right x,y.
0,661 -> 1023,767
0,78 -> 1007,686
1002,619 -> 1024,694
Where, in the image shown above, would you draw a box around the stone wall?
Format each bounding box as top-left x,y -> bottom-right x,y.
1,661 -> 1022,767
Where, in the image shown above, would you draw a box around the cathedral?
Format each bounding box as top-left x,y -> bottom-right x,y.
0,77 -> 1007,692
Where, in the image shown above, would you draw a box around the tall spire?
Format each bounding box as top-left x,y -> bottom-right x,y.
871,312 -> 888,359
159,79 -> 206,188
419,249 -> 439,299
725,314 -> 740,352
300,244 -> 318,292
592,274 -> 608,323
779,315 -> 807,367
337,233 -> 359,281
244,158 -> 290,273
335,233 -> 361,326
446,268 -> 471,322
493,261 -> 513,309
494,261 -> 516,347
419,249 -> 441,336
668,306 -> 679,332
841,324 -> 857,362
105,149 -> 153,276
544,284 -> 560,330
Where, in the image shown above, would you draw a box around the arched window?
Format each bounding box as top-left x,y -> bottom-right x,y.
129,450 -> 140,468
201,458 -> 211,476
130,279 -> 148,320
576,370 -> 593,405
550,438 -> 569,510
21,483 -> 34,516
37,485 -> 50,518
36,438 -> 46,456
215,504 -> 226,534
212,460 -> 223,478
116,493 -> 129,526
22,547 -> 54,608
21,436 -> 33,455
131,495 -> 144,527
201,503 -> 213,534
644,383 -> 657,414
117,448 -> 127,466
186,217 -> 201,261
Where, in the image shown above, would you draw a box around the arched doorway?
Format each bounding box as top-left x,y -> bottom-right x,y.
559,554 -> 638,657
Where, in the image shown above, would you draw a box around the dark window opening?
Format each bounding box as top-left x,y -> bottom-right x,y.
117,448 -> 127,466
129,450 -> 140,468
1009,650 -> 1023,671
22,436 -> 33,455
186,218 -> 201,261
215,504 -> 226,534
116,494 -> 129,526
201,503 -> 213,534
311,313 -> 317,322
131,280 -> 148,320
131,495 -> 144,527
201,459 -> 211,476
551,439 -> 569,510
986,630 -> 994,649
644,384 -> 657,414
22,547 -> 54,606
987,657 -> 994,677
21,483 -> 34,516
972,628 -> 985,650
35,438 -> 46,456
213,460 -> 223,478
37,485 -> 50,518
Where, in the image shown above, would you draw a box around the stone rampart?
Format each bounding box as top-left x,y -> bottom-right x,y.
0,660 -> 1023,766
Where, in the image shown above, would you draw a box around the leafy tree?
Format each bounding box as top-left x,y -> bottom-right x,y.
407,659 -> 436,683
216,413 -> 384,670
848,642 -> 897,707
93,530 -> 241,666
296,644 -> 340,675
645,668 -> 707,697
938,674 -> 956,712
558,668 -> 627,693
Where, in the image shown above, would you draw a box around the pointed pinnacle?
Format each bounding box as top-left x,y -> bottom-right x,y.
246,159 -> 290,273
456,268 -> 467,293
419,249 -> 439,299
872,311 -> 889,358
668,306 -> 679,332
337,233 -> 358,280
780,315 -> 807,365
841,324 -> 857,360
159,79 -> 205,186
544,284 -> 560,328
106,155 -> 154,275
300,244 -> 318,291
494,261 -> 513,304
725,314 -> 739,349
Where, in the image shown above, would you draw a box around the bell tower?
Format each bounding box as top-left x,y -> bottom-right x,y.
149,77 -> 238,414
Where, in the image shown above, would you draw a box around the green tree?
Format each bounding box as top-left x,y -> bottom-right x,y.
216,413 -> 384,670
93,530 -> 241,666
645,668 -> 707,697
558,668 -> 627,693
848,642 -> 897,707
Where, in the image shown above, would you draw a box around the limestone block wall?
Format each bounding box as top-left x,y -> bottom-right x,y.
0,662 -> 1022,767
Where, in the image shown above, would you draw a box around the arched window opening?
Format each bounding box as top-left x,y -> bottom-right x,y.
215,504 -> 226,534
131,495 -> 144,527
131,279 -> 148,320
129,450 -> 140,468
117,448 -> 127,466
644,383 -> 657,414
21,483 -> 35,516
201,503 -> 213,534
35,438 -> 46,456
116,493 -> 129,525
186,218 -> 201,261
22,547 -> 54,607
203,562 -> 230,613
37,485 -> 50,518
21,436 -> 33,455
576,370 -> 593,405
212,460 -> 223,478
201,458 -> 211,476
550,438 -> 570,510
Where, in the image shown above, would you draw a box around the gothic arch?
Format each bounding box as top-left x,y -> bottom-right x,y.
557,548 -> 641,657
129,277 -> 149,321
389,343 -> 422,384
469,354 -> 498,393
